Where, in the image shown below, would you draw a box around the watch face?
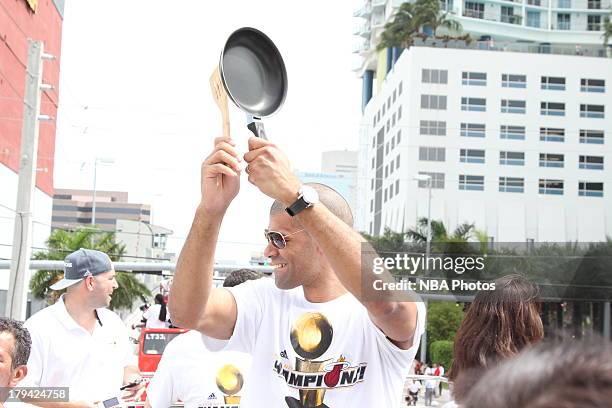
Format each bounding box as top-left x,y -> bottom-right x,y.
301,186 -> 319,204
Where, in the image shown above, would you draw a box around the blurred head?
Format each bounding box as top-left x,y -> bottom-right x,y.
463,336 -> 612,408
265,183 -> 353,290
450,274 -> 543,402
223,269 -> 264,288
0,318 -> 30,389
154,293 -> 165,305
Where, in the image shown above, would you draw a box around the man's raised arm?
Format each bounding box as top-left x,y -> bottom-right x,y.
168,136 -> 242,340
243,136 -> 420,349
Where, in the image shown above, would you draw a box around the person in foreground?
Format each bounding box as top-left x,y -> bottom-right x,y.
463,336 -> 612,408
23,248 -> 145,408
445,274 -> 544,407
0,318 -> 30,407
146,269 -> 263,408
169,135 -> 425,407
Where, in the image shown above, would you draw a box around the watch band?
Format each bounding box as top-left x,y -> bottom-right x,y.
286,197 -> 310,217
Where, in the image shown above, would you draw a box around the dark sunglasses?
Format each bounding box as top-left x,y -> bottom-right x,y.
264,229 -> 305,249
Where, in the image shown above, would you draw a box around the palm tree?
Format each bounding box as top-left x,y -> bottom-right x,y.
30,228 -> 150,310
378,0 -> 467,51
406,217 -> 477,243
603,16 -> 612,47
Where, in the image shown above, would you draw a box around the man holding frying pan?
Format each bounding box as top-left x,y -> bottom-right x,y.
169,133 -> 425,407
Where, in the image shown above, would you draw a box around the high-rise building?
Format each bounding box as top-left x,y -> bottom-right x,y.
0,0 -> 64,257
52,189 -> 151,232
353,0 -> 612,240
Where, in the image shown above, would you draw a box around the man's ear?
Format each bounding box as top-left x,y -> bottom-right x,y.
9,365 -> 27,387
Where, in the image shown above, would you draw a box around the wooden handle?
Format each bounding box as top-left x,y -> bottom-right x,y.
209,67 -> 230,139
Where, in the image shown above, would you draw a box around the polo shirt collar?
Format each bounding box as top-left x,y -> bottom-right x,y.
53,295 -> 105,331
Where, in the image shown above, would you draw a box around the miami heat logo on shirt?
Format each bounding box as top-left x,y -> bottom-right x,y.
273,312 -> 368,408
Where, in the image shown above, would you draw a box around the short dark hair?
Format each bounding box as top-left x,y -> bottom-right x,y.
223,269 -> 264,287
270,183 -> 353,227
463,336 -> 612,408
0,318 -> 31,369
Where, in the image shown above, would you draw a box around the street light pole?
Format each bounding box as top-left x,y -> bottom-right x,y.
90,157 -> 114,226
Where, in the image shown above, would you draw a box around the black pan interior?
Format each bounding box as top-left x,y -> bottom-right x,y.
220,27 -> 287,117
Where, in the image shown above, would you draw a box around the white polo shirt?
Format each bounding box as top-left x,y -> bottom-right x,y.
23,295 -> 136,403
147,331 -> 251,408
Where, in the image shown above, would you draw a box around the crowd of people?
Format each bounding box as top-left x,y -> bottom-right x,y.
0,135 -> 611,408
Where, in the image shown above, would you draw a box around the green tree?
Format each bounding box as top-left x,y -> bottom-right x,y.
603,16 -> 612,47
30,228 -> 150,310
430,340 -> 453,369
378,0 -> 468,51
406,217 -> 478,244
427,301 -> 464,345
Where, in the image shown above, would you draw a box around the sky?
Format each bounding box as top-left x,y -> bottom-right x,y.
53,0 -> 364,262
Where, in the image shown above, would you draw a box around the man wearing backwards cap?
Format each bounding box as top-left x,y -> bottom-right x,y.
22,249 -> 144,408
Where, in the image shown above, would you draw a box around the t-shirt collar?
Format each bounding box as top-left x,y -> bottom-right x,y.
53,294 -> 105,331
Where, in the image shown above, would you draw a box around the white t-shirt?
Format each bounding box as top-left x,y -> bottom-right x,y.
206,278 -> 426,408
143,304 -> 170,329
147,331 -> 251,408
23,295 -> 136,403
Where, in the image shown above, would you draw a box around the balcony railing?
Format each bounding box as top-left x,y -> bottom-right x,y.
501,14 -> 523,25
463,9 -> 484,19
557,0 -> 571,7
588,23 -> 602,31
556,21 -> 571,30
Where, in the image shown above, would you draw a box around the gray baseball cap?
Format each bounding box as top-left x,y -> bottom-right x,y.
50,248 -> 114,290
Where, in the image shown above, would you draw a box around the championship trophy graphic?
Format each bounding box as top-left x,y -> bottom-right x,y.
216,364 -> 244,404
285,312 -> 334,408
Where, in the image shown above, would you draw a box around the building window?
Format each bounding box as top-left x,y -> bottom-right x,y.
540,127 -> 565,142
422,69 -> 448,84
421,94 -> 447,110
371,157 -> 375,169
460,149 -> 485,163
539,153 -> 565,168
581,78 -> 605,93
372,137 -> 375,148
579,129 -> 604,144
527,11 -> 541,28
464,1 -> 485,18
587,15 -> 601,31
392,113 -> 396,127
499,177 -> 525,193
389,183 -> 394,198
399,81 -> 403,95
397,105 -> 402,120
579,182 -> 603,197
397,130 -> 402,144
396,154 -> 401,169
385,142 -> 389,155
420,120 -> 447,136
371,179 -> 374,190
393,89 -> 397,103
557,13 -> 570,30
461,97 -> 486,112
501,99 -> 526,114
385,165 -> 388,177
500,125 -> 526,140
460,123 -> 486,138
501,73 -> 527,88
541,102 -> 565,116
558,0 -> 571,8
418,172 -> 445,189
539,179 -> 564,195
395,179 -> 400,193
462,71 -> 487,86
541,76 -> 566,90
384,188 -> 388,202
419,146 -> 446,161
579,155 -> 604,170
500,151 -> 525,166
390,160 -> 395,173
383,104 -> 386,115
459,175 -> 485,191
386,120 -> 390,132
580,104 -> 605,118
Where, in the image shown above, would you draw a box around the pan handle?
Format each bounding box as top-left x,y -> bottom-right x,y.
246,114 -> 267,140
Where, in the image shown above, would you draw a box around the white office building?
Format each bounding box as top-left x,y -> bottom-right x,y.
356,45 -> 612,241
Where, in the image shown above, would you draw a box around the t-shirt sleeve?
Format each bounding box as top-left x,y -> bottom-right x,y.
146,348 -> 174,408
201,279 -> 269,354
143,304 -> 157,320
367,301 -> 427,371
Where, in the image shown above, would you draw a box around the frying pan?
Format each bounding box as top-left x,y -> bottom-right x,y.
218,27 -> 288,139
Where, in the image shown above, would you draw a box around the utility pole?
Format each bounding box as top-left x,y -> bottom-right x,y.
6,40 -> 54,320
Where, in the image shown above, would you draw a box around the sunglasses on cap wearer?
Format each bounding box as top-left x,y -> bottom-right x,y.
264,229 -> 305,249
